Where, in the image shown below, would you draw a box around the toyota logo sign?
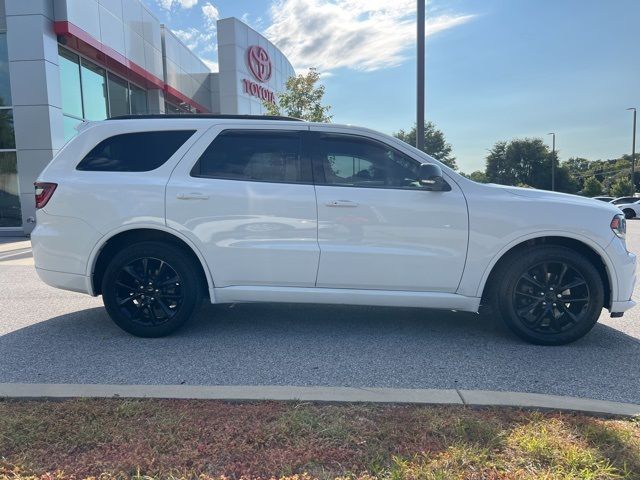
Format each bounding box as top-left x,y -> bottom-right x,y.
247,45 -> 272,83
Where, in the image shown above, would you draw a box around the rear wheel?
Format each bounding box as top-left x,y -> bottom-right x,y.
102,241 -> 202,337
491,246 -> 604,345
623,208 -> 635,219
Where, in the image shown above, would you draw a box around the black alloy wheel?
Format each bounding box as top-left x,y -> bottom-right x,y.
114,257 -> 183,327
102,241 -> 202,337
492,245 -> 604,345
513,261 -> 590,335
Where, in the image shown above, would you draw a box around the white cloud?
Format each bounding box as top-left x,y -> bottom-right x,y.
157,0 -> 198,9
201,58 -> 219,72
265,0 -> 475,72
172,27 -> 214,51
202,2 -> 220,28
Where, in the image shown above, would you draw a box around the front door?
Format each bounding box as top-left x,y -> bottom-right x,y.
166,124 -> 319,288
310,127 -> 468,292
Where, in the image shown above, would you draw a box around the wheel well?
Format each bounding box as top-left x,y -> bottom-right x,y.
481,236 -> 611,308
92,229 -> 210,298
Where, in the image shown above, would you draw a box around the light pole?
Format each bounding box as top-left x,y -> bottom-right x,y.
416,0 -> 425,151
548,132 -> 556,191
628,108 -> 637,195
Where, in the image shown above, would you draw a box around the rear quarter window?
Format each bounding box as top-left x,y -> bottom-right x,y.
76,130 -> 195,172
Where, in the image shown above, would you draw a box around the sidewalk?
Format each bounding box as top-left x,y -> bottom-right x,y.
2,384 -> 639,417
0,237 -> 33,265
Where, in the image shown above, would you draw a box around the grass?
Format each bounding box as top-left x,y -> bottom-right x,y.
0,399 -> 638,479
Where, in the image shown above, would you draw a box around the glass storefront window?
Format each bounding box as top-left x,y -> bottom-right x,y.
0,34 -> 12,107
80,59 -> 108,120
59,47 -> 83,118
108,73 -> 129,118
0,109 -> 15,149
130,84 -> 148,115
63,115 -> 82,142
0,152 -> 21,227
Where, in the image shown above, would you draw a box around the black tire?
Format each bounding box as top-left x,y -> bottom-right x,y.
102,241 -> 202,337
623,208 -> 635,219
490,245 -> 604,345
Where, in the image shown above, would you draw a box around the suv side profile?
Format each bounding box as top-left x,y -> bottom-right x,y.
32,116 -> 636,345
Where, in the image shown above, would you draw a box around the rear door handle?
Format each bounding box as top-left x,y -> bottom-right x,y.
325,200 -> 359,207
176,192 -> 210,200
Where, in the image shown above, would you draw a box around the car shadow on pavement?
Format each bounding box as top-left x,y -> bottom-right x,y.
1,303 -> 639,404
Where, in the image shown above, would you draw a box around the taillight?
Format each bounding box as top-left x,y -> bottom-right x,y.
34,182 -> 57,209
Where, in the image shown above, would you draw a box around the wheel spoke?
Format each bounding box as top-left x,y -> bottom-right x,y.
559,279 -> 586,291
522,274 -> 544,289
117,295 -> 136,306
156,298 -> 174,317
560,297 -> 589,303
156,260 -> 166,280
159,276 -> 180,287
530,307 -> 548,328
517,299 -> 542,316
115,281 -> 136,290
122,266 -> 144,283
515,291 -> 543,300
558,303 -> 579,324
557,263 -> 568,286
142,258 -> 150,279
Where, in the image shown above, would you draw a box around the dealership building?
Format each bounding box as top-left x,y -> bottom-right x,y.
0,0 -> 295,234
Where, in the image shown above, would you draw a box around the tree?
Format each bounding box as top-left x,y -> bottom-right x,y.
581,176 -> 603,197
484,138 -> 577,193
263,68 -> 332,122
610,177 -> 633,197
461,170 -> 488,183
394,122 -> 457,170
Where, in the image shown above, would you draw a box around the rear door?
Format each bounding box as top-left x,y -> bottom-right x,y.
166,123 -> 319,287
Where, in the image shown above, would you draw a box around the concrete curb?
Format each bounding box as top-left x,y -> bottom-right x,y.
1,384 -> 639,417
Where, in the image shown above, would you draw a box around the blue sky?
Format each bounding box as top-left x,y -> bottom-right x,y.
143,0 -> 640,173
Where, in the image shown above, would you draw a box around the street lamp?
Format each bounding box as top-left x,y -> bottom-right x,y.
628,108 -> 637,195
416,0 -> 425,151
548,132 -> 556,191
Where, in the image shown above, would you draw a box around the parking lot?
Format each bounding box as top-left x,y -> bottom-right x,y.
1,223 -> 639,404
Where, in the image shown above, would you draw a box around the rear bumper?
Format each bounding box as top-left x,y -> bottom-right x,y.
35,267 -> 92,294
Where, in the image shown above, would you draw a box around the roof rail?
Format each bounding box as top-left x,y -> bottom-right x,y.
107,114 -> 304,121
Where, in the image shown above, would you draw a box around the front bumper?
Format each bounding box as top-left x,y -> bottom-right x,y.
605,237 -> 636,314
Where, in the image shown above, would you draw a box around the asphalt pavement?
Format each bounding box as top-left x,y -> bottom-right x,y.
1,225 -> 639,404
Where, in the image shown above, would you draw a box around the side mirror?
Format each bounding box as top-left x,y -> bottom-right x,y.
418,163 -> 451,191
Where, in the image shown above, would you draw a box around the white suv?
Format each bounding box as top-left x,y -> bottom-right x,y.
31,115 -> 636,344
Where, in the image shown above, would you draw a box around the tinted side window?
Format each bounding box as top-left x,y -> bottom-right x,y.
77,130 -> 195,172
191,130 -> 309,183
313,134 -> 420,189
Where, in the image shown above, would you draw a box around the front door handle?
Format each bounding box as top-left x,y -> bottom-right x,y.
176,192 -> 210,200
325,200 -> 359,207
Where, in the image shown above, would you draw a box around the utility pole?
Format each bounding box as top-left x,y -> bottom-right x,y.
416,0 -> 425,151
628,108 -> 637,195
548,132 -> 556,191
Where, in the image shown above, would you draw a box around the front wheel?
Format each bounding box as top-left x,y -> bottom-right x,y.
102,241 -> 202,337
491,246 -> 604,345
623,208 -> 635,219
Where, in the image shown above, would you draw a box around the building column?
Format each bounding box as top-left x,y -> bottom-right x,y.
6,0 -> 64,234
147,89 -> 165,114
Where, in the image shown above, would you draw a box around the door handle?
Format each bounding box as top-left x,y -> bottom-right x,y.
325,200 -> 359,207
176,192 -> 210,200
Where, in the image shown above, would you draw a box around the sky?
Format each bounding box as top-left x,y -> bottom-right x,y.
143,0 -> 640,173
